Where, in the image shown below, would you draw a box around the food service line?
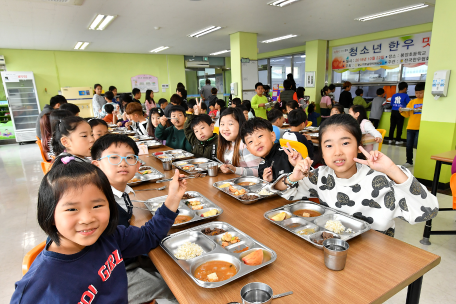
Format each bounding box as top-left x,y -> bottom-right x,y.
130,146 -> 440,304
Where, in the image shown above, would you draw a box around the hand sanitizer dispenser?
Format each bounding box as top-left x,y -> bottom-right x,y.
230,82 -> 238,96
432,70 -> 451,98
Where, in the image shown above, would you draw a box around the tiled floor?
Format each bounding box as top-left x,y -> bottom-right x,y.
0,143 -> 455,303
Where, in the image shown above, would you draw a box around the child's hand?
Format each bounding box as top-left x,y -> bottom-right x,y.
354,146 -> 407,184
125,121 -> 132,128
263,167 -> 273,182
304,134 -> 311,141
117,122 -> 123,127
374,137 -> 382,143
193,99 -> 203,115
220,164 -> 235,174
287,157 -> 313,183
159,116 -> 168,126
165,169 -> 187,212
283,142 -> 303,166
399,107 -> 403,112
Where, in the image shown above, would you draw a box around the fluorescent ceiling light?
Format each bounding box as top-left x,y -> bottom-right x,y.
74,42 -> 83,49
89,14 -> 117,30
301,55 -> 306,58
150,46 -> 169,53
210,50 -> 230,55
188,26 -> 222,38
355,3 -> 432,21
261,34 -> 297,43
269,0 -> 300,7
74,42 -> 89,50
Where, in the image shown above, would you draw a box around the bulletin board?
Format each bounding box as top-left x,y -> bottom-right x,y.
241,60 -> 258,100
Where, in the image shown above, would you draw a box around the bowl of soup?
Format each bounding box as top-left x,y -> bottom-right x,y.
290,202 -> 325,218
191,253 -> 241,283
173,209 -> 195,226
235,177 -> 261,187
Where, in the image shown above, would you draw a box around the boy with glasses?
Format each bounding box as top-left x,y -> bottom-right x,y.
91,133 -> 178,303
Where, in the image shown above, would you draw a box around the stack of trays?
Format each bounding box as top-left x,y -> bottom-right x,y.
265,201 -> 370,249
142,191 -> 223,227
127,166 -> 165,186
213,177 -> 276,204
152,150 -> 194,162
173,158 -> 216,174
160,221 -> 277,288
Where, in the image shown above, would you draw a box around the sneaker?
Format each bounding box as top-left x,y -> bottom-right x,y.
403,162 -> 413,168
387,140 -> 394,144
395,141 -> 404,145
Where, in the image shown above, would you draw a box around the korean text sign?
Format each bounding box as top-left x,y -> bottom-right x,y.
332,32 -> 431,69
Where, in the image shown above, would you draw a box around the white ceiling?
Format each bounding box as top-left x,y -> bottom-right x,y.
0,0 -> 435,56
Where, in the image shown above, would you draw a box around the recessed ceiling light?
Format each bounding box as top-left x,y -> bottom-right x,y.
210,50 -> 230,55
74,42 -> 89,50
355,3 -> 432,21
261,34 -> 297,43
188,26 -> 222,38
89,14 -> 117,30
150,46 -> 169,53
268,0 -> 300,7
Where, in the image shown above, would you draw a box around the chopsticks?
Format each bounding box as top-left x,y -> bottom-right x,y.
156,173 -> 207,183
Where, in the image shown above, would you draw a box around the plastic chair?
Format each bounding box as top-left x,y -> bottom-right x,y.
376,129 -> 387,151
279,139 -> 308,159
451,174 -> 456,210
41,161 -> 52,175
306,121 -> 312,127
214,126 -> 219,134
36,139 -> 51,162
22,241 -> 46,275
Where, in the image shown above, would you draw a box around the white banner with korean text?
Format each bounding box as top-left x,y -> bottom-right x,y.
332,32 -> 431,69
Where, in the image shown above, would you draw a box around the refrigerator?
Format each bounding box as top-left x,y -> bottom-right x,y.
0,71 -> 40,143
61,87 -> 94,118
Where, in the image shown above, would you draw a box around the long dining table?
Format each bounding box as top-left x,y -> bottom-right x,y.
131,146 -> 440,304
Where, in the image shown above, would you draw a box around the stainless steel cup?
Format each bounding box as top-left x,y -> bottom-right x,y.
162,158 -> 173,171
207,162 -> 218,177
323,238 -> 349,271
240,282 -> 292,304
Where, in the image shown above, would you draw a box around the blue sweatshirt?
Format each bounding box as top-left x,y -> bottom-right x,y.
11,205 -> 177,304
391,93 -> 410,111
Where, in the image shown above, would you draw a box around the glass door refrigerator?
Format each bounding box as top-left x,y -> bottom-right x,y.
0,71 -> 40,143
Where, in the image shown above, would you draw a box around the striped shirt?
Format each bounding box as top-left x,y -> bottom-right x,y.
223,142 -> 262,176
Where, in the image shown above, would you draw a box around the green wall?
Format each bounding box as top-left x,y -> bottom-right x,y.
0,49 -> 186,109
415,0 -> 456,183
230,32 -> 258,98
304,40 -> 327,108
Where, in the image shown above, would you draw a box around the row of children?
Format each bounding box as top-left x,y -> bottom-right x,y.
13,107 -> 439,302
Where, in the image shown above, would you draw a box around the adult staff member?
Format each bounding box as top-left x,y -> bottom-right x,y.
339,81 -> 353,113
199,79 -> 214,107
35,95 -> 67,139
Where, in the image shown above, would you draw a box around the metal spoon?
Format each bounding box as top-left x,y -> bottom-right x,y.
135,186 -> 167,191
213,157 -> 236,174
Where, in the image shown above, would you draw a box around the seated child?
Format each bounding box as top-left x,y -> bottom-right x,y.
330,104 -> 345,116
218,108 -> 262,176
267,109 -> 285,144
242,100 -> 255,119
40,109 -> 74,159
206,87 -> 218,109
208,100 -> 218,117
156,106 -> 192,151
273,114 -> 438,237
132,87 -> 142,103
286,100 -> 299,114
11,155 -> 185,303
101,91 -> 120,119
349,105 -> 382,152
353,88 -> 372,109
102,104 -> 117,124
200,102 -> 208,114
282,109 -> 314,159
241,117 -> 302,182
59,103 -> 80,116
89,119 -> 109,141
307,103 -> 321,127
239,105 -> 249,122
158,98 -> 168,110
231,98 -> 242,108
125,102 -> 148,136
184,100 -> 218,159
147,107 -> 166,144
186,98 -> 197,114
51,116 -> 94,162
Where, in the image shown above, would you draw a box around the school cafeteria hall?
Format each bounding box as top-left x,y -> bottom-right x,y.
1,0 -> 456,303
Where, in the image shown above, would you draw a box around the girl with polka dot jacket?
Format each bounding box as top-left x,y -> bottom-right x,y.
274,114 -> 438,236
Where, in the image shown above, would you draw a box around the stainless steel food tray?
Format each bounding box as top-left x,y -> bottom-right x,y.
173,157 -> 216,174
137,140 -> 163,149
160,221 -> 277,288
127,167 -> 165,186
151,149 -> 194,162
264,201 -> 370,249
212,177 -> 276,204
142,191 -> 223,227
